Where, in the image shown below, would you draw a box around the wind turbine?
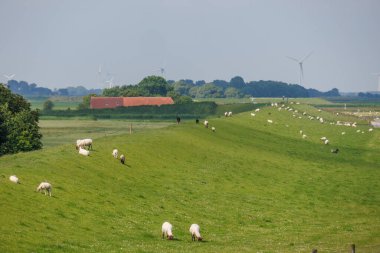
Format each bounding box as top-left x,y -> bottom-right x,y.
287,52 -> 313,86
372,73 -> 380,91
3,74 -> 15,87
105,77 -> 114,89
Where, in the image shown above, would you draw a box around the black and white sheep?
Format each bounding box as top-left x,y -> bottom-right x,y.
189,224 -> 202,241
162,221 -> 174,240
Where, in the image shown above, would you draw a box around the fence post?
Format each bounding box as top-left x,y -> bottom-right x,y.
312,249 -> 317,253
351,244 -> 355,253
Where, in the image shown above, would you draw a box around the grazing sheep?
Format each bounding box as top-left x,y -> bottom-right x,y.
36,182 -> 52,196
299,130 -> 303,135
224,112 -> 228,117
267,119 -> 273,124
324,139 -> 329,145
9,175 -> 20,184
356,130 -> 361,133
76,138 -> 93,150
211,127 -> 215,132
112,149 -> 118,158
302,134 -> 307,139
189,224 -> 202,241
331,148 -> 339,154
369,128 -> 373,132
320,137 -> 327,141
255,108 -> 260,112
204,120 -> 209,128
341,132 -> 346,135
162,222 -> 174,240
228,111 -> 232,117
120,154 -> 125,164
79,147 -> 90,156
250,113 -> 256,117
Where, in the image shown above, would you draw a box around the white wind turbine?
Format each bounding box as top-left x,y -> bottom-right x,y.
287,52 -> 313,86
105,77 -> 114,89
3,74 -> 15,87
372,73 -> 380,91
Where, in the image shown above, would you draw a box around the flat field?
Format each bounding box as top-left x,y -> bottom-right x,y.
0,104 -> 379,252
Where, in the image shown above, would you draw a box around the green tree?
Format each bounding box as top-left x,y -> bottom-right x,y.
78,94 -> 97,110
0,85 -> 42,155
43,100 -> 54,111
138,76 -> 172,96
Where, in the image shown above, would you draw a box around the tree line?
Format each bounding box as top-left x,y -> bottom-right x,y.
102,75 -> 340,99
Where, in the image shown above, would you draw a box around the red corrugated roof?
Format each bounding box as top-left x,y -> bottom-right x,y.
90,97 -> 174,109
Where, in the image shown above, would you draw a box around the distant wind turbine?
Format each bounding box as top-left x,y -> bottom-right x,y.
4,74 -> 15,81
372,73 -> 380,91
287,52 -> 313,86
105,77 -> 114,89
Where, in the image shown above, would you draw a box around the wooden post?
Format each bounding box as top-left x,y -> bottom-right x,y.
311,249 -> 317,253
351,244 -> 355,253
129,123 -> 132,134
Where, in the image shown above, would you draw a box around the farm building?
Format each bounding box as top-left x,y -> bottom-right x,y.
90,97 -> 174,109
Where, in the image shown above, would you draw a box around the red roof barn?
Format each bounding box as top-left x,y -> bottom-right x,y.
90,97 -> 174,109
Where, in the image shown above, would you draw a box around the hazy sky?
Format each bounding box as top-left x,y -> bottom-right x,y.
0,0 -> 379,92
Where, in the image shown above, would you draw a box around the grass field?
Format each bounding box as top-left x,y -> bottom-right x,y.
39,119 -> 174,148
28,97 -> 82,110
1,104 -> 379,252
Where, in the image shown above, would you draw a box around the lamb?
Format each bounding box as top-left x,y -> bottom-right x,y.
369,128 -> 373,132
302,134 -> 307,139
320,137 -> 327,141
228,111 -> 232,117
162,221 -> 174,240
250,113 -> 256,117
255,108 -> 260,112
112,149 -> 118,158
79,147 -> 90,156
204,120 -> 209,128
120,154 -> 125,164
299,130 -> 303,135
224,112 -> 228,117
331,148 -> 339,154
211,127 -> 216,132
9,175 -> 20,184
36,182 -> 52,196
189,224 -> 202,241
341,132 -> 346,135
267,119 -> 273,124
324,139 -> 329,145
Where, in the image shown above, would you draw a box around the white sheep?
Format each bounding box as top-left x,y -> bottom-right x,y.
162,221 -> 174,240
320,137 -> 327,141
341,132 -> 346,135
369,128 -> 373,132
302,134 -> 307,139
267,119 -> 273,124
120,154 -> 125,164
255,108 -> 260,112
189,224 -> 202,241
324,139 -> 329,145
224,112 -> 228,117
250,113 -> 256,117
9,175 -> 20,184
76,138 -> 93,150
36,182 -> 52,196
299,130 -> 303,135
211,126 -> 216,132
228,111 -> 232,117
204,120 -> 209,128
79,147 -> 90,156
112,149 -> 118,159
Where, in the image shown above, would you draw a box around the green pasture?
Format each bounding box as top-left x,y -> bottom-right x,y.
195,97 -> 333,105
39,119 -> 174,148
28,97 -> 82,110
0,104 -> 379,252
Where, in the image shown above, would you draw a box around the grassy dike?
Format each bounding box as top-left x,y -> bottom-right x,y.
0,105 -> 379,252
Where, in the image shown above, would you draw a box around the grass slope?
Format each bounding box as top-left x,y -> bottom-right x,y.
0,105 -> 379,253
